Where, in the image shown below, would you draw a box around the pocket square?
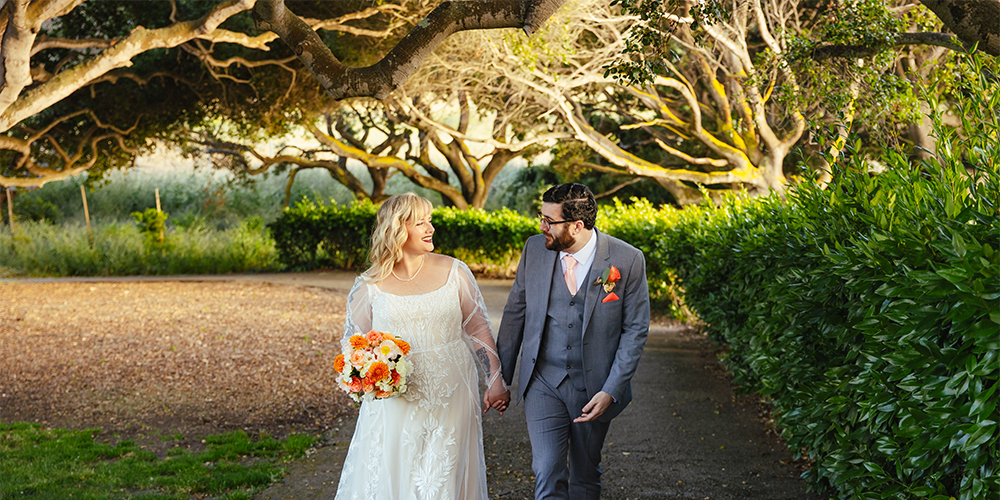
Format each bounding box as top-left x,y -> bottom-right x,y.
601,292 -> 619,303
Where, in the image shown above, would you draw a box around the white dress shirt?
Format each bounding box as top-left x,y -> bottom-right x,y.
559,230 -> 597,294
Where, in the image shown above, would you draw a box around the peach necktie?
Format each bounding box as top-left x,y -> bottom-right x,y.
563,255 -> 578,295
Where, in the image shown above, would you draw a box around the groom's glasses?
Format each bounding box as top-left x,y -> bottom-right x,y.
537,214 -> 576,229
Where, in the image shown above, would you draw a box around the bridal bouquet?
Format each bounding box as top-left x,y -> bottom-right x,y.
335,330 -> 413,402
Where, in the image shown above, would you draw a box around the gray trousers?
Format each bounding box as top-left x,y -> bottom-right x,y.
524,374 -> 612,500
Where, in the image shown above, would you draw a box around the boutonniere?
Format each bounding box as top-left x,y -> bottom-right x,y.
593,265 -> 621,303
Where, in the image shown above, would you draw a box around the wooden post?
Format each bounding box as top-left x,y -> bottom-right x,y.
5,187 -> 13,233
155,188 -> 163,242
81,185 -> 93,245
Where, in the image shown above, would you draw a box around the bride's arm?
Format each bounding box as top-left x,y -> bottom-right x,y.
455,261 -> 507,398
343,278 -> 373,351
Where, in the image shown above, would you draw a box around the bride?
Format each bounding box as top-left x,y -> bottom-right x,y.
335,193 -> 510,500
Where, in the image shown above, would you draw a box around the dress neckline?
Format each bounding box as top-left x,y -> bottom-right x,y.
373,258 -> 457,298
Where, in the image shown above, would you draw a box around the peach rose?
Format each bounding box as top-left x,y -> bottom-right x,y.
349,377 -> 363,392
350,350 -> 371,368
366,330 -> 384,345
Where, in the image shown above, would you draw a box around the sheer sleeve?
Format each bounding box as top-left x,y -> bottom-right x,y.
455,260 -> 505,391
342,277 -> 373,352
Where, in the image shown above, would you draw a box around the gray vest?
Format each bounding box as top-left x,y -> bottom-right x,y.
535,260 -> 589,391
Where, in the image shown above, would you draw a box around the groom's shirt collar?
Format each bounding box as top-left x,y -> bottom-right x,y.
559,229 -> 597,293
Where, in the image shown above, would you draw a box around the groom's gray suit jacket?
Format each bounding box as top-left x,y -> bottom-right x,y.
497,229 -> 650,422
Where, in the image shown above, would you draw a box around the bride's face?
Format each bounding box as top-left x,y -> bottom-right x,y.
403,212 -> 434,254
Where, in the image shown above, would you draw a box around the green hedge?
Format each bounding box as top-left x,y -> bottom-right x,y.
598,57 -> 999,499
268,199 -> 537,276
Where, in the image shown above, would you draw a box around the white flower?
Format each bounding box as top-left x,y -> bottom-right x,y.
395,358 -> 413,378
376,339 -> 402,360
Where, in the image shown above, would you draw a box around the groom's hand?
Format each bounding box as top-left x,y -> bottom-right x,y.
484,386 -> 511,415
574,391 -> 613,422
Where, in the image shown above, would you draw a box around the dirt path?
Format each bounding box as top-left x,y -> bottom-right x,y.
2,273 -> 823,499
255,323 -> 823,500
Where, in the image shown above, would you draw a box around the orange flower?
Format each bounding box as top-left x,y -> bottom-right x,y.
349,377 -> 363,392
366,330 -> 384,345
362,380 -> 375,393
375,390 -> 393,399
392,338 -> 411,355
390,370 -> 401,384
607,265 -> 621,283
366,361 -> 390,383
333,354 -> 346,373
382,332 -> 396,340
349,335 -> 368,349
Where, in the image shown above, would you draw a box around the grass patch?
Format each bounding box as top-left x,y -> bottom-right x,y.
0,422 -> 317,499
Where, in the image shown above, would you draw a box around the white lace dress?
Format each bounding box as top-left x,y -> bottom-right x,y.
335,258 -> 503,500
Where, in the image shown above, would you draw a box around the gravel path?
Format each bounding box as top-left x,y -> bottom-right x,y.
2,272 -> 824,499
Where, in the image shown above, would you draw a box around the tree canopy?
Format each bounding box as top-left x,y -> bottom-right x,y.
2,0 -> 995,206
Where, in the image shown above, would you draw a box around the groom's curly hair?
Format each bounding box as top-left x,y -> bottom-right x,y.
543,183 -> 597,229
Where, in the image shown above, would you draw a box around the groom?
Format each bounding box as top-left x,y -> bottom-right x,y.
497,183 -> 650,500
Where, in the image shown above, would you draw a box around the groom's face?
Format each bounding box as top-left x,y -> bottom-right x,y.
540,202 -> 577,252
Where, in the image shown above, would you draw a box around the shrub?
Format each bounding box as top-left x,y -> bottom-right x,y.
597,53 -> 999,500
268,200 -> 537,275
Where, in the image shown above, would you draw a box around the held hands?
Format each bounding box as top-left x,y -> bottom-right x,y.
483,382 -> 511,415
574,391 -> 613,422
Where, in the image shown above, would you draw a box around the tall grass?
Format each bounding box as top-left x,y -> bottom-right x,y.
2,164 -> 362,228
0,217 -> 279,277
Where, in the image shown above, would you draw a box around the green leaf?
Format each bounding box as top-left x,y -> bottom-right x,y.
961,421 -> 996,451
936,267 -> 972,283
863,461 -> 886,476
952,232 -> 967,258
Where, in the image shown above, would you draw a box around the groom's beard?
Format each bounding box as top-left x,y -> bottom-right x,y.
544,229 -> 575,252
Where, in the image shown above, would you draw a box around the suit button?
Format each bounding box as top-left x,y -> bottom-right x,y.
570,301 -> 575,306
568,324 -> 573,328
532,358 -> 536,363
566,365 -> 572,370
566,345 -> 572,350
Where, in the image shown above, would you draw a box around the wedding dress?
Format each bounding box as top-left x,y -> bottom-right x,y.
335,258 -> 503,500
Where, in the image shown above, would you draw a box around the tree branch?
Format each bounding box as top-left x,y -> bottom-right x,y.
199,5 -> 405,50
919,0 -> 999,56
810,32 -> 968,60
0,0 -> 255,132
254,0 -> 567,100
30,34 -> 113,56
305,122 -> 470,208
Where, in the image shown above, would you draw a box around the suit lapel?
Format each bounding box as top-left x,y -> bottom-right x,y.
582,230 -> 610,337
528,240 -> 557,322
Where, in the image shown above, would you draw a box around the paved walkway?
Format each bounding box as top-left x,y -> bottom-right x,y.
6,272 -> 823,499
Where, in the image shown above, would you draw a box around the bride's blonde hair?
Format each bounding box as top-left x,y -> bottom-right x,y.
362,193 -> 433,283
